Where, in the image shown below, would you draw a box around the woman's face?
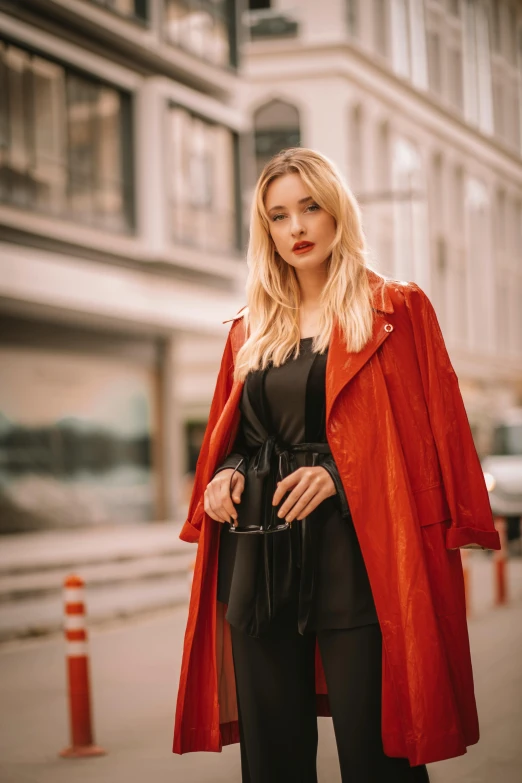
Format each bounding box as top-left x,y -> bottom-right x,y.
264,172 -> 336,270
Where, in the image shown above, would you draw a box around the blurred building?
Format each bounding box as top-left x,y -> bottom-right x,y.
241,0 -> 522,452
0,0 -> 248,532
1,1 -> 522,535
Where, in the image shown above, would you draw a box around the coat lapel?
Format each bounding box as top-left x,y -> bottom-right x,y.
325,271 -> 394,425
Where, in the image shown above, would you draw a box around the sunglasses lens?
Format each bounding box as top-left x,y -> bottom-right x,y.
229,521 -> 290,534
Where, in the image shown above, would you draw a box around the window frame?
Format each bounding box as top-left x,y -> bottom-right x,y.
162,0 -> 239,71
0,35 -> 135,233
82,0 -> 150,26
166,101 -> 242,253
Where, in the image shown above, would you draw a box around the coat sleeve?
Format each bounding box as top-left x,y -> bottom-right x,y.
179,324 -> 237,544
404,283 -> 500,551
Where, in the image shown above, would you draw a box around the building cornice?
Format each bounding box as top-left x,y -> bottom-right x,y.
244,39 -> 522,185
1,0 -> 242,101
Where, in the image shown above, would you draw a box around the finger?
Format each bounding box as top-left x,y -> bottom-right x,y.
283,484 -> 322,522
276,469 -> 317,517
272,471 -> 301,505
219,480 -> 238,522
230,473 -> 245,504
207,483 -> 230,524
276,480 -> 311,519
204,488 -> 222,523
293,491 -> 327,521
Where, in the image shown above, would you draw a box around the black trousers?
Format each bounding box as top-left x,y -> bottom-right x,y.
230,614 -> 430,783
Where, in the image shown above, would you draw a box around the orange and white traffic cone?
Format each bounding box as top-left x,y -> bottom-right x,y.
59,575 -> 106,759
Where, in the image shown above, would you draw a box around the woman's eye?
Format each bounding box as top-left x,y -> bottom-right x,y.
307,203 -> 320,212
271,214 -> 285,222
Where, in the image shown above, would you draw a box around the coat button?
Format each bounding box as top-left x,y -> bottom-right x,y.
384,323 -> 393,332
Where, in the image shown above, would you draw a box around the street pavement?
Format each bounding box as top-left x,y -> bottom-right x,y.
0,553 -> 521,783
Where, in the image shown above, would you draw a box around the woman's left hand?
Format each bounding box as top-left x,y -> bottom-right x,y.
272,466 -> 336,523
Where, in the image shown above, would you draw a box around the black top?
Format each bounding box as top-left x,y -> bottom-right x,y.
215,337 -> 378,636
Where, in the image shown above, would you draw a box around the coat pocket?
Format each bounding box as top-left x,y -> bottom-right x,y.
413,483 -> 451,527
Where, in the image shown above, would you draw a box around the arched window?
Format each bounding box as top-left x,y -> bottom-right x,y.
348,104 -> 364,193
253,100 -> 300,175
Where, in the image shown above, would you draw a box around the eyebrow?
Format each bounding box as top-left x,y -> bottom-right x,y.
266,196 -> 314,214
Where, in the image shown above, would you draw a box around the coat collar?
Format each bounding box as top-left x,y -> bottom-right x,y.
224,268 -> 395,428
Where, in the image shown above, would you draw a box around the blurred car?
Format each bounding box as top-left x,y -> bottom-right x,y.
482,408 -> 522,543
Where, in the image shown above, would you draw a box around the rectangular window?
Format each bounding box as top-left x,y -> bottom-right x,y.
463,0 -> 493,133
506,3 -> 518,65
0,40 -> 133,232
346,0 -> 359,38
373,0 -> 389,56
425,4 -> 464,110
452,164 -> 464,230
349,105 -> 364,194
447,165 -> 466,344
447,0 -> 460,16
465,177 -> 492,350
86,0 -> 149,23
167,105 -> 239,252
490,0 -> 501,52
448,44 -> 464,108
489,3 -> 520,151
391,0 -> 411,77
427,28 -> 442,94
164,0 -> 237,68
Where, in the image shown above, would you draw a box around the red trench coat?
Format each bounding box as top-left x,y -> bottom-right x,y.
173,270 -> 500,766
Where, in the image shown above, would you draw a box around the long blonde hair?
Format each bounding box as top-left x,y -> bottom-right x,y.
234,147 -> 382,382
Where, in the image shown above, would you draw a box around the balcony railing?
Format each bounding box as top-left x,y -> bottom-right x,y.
85,0 -> 149,24
244,8 -> 299,41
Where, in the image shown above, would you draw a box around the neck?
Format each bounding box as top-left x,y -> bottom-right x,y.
295,265 -> 328,310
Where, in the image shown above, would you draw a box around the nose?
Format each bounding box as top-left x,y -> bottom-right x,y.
290,214 -> 305,237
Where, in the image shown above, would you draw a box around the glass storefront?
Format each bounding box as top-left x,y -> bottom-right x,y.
0,323 -> 157,533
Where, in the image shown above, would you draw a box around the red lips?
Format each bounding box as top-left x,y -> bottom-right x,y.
292,241 -> 315,251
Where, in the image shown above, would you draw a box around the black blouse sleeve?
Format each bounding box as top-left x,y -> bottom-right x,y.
319,454 -> 351,519
212,420 -> 249,480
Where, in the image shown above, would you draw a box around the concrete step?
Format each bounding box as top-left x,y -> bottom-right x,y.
0,521 -> 196,642
0,574 -> 192,642
0,521 -> 188,575
0,552 -> 195,602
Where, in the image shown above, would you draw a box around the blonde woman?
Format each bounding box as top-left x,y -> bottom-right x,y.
173,148 -> 500,783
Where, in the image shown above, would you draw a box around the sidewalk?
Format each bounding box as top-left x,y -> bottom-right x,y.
0,559 -> 521,783
0,522 -> 194,642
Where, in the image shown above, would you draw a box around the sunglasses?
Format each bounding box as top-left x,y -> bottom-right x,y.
228,519 -> 290,534
227,454 -> 291,534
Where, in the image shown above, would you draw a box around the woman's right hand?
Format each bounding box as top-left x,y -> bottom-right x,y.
204,469 -> 245,526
